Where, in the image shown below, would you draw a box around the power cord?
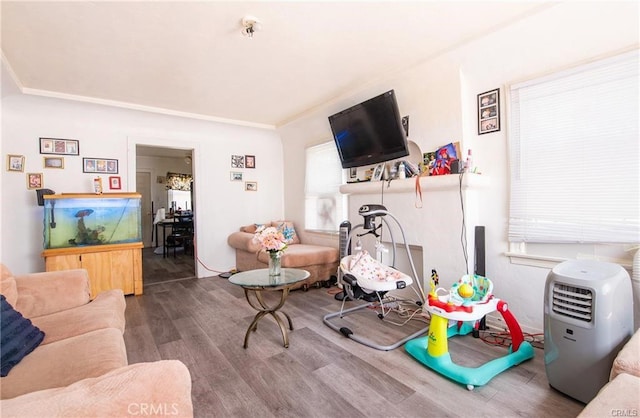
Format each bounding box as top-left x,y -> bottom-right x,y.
479,329 -> 545,350
192,235 -> 234,275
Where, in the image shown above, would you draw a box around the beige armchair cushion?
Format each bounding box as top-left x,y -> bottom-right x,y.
578,373 -> 640,417
14,269 -> 91,318
1,328 -> 128,400
0,264 -> 18,306
257,244 -> 338,267
1,360 -> 193,418
30,289 -> 126,345
610,329 -> 640,380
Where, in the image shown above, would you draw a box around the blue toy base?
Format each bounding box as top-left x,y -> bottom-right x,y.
405,335 -> 535,389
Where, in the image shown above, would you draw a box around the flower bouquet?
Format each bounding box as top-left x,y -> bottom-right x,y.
253,226 -> 288,276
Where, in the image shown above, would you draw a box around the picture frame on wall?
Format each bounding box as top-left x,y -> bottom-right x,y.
43,156 -> 64,169
39,137 -> 79,155
230,171 -> 243,181
231,155 -> 244,168
83,158 -> 118,174
477,88 -> 500,135
7,155 -> 25,172
372,163 -> 385,181
245,155 -> 255,169
245,181 -> 257,191
27,172 -> 43,189
109,176 -> 121,190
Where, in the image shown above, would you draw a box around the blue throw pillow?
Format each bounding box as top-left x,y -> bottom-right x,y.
0,294 -> 45,377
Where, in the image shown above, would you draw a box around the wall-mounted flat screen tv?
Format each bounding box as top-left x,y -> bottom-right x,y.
328,90 -> 409,169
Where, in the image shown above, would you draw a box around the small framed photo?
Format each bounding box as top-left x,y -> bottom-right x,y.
43,156 -> 64,169
83,158 -> 118,173
230,171 -> 243,181
245,155 -> 255,169
39,137 -> 79,155
478,88 -> 500,135
372,163 -> 385,181
245,181 -> 257,191
349,167 -> 357,180
231,155 -> 244,168
109,176 -> 121,190
27,172 -> 43,189
7,154 -> 25,172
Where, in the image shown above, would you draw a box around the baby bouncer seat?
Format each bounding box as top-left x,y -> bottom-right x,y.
323,204 -> 429,351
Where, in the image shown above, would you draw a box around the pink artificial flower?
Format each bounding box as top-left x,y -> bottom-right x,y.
253,226 -> 288,253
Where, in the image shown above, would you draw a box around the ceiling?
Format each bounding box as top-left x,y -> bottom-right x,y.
1,1 -> 550,129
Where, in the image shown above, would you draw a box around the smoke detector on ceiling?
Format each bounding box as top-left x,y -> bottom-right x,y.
241,15 -> 261,38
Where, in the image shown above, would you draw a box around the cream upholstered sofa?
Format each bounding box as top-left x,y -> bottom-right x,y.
227,221 -> 339,290
578,328 -> 640,417
0,264 -> 193,417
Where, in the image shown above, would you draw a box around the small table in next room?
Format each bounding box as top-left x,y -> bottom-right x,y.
229,268 -> 310,349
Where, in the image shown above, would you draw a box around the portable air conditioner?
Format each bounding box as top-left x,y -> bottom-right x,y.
544,260 -> 633,403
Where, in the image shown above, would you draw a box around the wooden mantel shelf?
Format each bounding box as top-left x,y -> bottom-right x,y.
339,173 -> 489,195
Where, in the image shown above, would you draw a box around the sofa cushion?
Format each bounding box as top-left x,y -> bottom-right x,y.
258,244 -> 339,267
0,264 -> 18,307
577,373 -> 640,417
14,269 -> 90,318
239,223 -> 265,234
30,289 -> 126,345
1,360 -> 194,418
0,295 -> 45,377
610,329 -> 640,380
0,327 -> 128,399
272,221 -> 301,244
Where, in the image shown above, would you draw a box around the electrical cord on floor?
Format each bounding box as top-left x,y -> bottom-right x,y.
479,329 -> 545,350
191,236 -> 234,275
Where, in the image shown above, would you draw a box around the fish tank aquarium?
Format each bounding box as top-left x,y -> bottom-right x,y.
43,193 -> 142,250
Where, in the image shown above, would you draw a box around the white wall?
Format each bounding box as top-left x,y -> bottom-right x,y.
278,2 -> 639,331
1,64 -> 284,276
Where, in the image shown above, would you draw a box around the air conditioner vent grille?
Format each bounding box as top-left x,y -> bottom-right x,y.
552,282 -> 593,322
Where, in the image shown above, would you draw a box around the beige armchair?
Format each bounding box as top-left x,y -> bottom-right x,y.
227,221 -> 339,290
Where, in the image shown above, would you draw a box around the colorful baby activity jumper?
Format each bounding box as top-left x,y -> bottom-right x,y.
405,272 -> 535,390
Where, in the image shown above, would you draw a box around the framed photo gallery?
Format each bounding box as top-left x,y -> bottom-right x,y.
6,137 -> 126,190
39,137 -> 79,155
477,88 -> 500,135
83,158 -> 118,174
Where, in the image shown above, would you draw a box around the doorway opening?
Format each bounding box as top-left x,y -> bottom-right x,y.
136,145 -> 195,286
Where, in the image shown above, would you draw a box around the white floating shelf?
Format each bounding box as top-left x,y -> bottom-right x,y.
339,173 -> 489,195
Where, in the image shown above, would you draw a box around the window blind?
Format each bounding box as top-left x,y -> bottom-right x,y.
508,50 -> 639,243
304,141 -> 345,232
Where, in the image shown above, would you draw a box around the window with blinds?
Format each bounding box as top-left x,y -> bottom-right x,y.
305,141 -> 346,232
508,49 -> 639,243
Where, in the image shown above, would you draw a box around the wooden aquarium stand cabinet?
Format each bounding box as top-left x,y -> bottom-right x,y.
42,242 -> 143,299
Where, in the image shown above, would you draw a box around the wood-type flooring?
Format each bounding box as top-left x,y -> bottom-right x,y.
142,246 -> 195,286
124,274 -> 585,418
